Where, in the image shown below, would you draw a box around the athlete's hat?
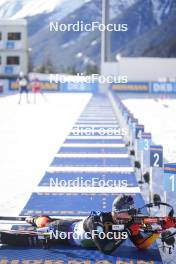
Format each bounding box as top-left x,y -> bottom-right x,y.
112,194 -> 134,212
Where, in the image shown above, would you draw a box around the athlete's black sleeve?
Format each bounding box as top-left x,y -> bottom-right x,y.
0,232 -> 47,247
83,213 -> 124,254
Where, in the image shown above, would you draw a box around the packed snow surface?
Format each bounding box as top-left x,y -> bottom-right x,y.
122,95 -> 176,163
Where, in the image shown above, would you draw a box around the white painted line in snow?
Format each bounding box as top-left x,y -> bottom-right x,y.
67,136 -> 122,139
82,114 -> 113,116
82,109 -> 113,111
82,112 -> 114,113
55,153 -> 129,158
73,124 -> 119,128
84,106 -> 111,108
34,186 -> 140,193
78,120 -> 117,122
76,121 -> 117,124
79,114 -> 117,120
63,143 -> 125,147
81,110 -> 113,112
71,129 -> 121,133
86,107 -> 111,108
79,117 -> 116,120
47,167 -> 134,173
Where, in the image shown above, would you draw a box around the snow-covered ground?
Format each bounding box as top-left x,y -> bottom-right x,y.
0,92 -> 92,217
122,95 -> 176,163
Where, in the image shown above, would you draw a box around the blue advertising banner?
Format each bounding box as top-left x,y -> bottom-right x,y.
60,82 -> 98,93
112,82 -> 149,93
111,81 -> 176,94
9,79 -> 59,91
164,163 -> 176,192
151,82 -> 176,93
150,145 -> 163,167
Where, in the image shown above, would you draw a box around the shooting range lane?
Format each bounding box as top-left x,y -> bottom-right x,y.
0,94 -> 162,263
59,146 -> 128,153
50,157 -> 132,167
38,171 -> 137,187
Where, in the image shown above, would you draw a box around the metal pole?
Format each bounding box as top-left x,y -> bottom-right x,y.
140,146 -> 144,183
140,143 -> 144,173
149,167 -> 153,203
164,191 -> 167,215
101,0 -> 110,70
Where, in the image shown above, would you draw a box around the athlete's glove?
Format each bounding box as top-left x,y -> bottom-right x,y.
26,215 -> 52,228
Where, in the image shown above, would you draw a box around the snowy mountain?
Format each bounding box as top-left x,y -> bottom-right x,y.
0,0 -> 24,18
0,0 -> 91,19
26,0 -> 137,71
109,0 -> 137,19
0,0 -> 175,72
110,0 -> 176,59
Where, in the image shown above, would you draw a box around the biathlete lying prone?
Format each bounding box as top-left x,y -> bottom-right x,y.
0,195 -> 176,255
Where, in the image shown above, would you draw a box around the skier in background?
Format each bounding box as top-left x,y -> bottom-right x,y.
17,71 -> 30,104
30,76 -> 47,103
